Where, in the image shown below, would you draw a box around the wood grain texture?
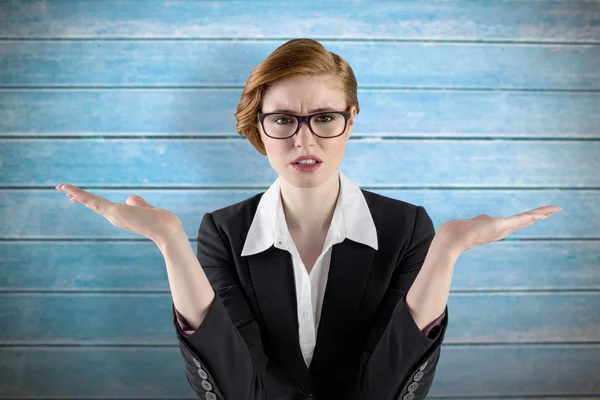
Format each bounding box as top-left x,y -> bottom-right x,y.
0,292 -> 598,344
0,346 -> 598,397
1,90 -> 598,136
0,188 -> 596,237
1,0 -> 599,398
0,41 -> 598,89
1,140 -> 598,186
1,240 -> 598,290
0,1 -> 598,41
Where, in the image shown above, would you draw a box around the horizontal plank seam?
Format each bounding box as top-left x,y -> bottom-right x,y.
1,238 -> 600,242
0,37 -> 598,45
1,289 -> 600,294
1,86 -> 599,92
2,137 -> 600,142
2,342 -> 600,348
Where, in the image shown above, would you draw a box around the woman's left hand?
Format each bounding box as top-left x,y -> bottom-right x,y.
438,205 -> 562,255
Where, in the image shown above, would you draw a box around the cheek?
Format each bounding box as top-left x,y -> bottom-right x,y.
327,140 -> 347,161
262,137 -> 291,166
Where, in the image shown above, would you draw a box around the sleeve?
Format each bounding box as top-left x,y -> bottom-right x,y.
174,306 -> 195,335
172,212 -> 269,400
348,205 -> 450,400
423,310 -> 446,338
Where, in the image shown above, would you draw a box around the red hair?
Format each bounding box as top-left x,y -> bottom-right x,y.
234,38 -> 360,155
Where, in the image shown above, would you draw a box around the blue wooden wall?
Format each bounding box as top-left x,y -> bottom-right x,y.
1,1 -> 599,398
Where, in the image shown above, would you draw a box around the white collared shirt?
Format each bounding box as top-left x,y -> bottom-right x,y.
241,170 -> 378,368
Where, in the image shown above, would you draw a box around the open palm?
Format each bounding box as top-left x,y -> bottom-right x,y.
440,205 -> 562,254
56,184 -> 183,244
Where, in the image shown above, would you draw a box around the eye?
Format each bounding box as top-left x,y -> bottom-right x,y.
272,116 -> 294,125
314,114 -> 335,123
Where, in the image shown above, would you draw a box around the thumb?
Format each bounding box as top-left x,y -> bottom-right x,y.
126,195 -> 154,208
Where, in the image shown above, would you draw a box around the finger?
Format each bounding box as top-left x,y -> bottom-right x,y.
529,205 -> 562,215
126,195 -> 154,208
58,184 -> 114,214
499,205 -> 561,233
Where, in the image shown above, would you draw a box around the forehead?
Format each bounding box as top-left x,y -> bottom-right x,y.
262,74 -> 344,111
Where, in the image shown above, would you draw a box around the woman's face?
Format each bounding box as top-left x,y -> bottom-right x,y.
258,74 -> 357,188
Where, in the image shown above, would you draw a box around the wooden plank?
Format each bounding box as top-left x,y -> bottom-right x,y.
1,90 -> 598,136
0,1 -> 597,41
1,41 -> 598,89
0,189 -> 592,238
1,139 -> 598,186
0,347 -> 193,398
0,346 -> 598,397
1,239 -> 599,291
0,292 -> 599,344
430,345 -> 600,396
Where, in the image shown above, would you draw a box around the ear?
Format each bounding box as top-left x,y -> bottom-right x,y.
347,106 -> 357,138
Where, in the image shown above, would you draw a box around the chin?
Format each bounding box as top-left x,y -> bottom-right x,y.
282,165 -> 332,188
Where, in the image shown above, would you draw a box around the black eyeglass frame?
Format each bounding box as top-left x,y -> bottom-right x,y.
257,106 -> 352,139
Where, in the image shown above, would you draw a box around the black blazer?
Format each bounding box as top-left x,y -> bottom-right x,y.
172,188 -> 449,400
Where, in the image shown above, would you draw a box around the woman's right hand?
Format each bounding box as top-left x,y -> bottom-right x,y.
56,184 -> 184,246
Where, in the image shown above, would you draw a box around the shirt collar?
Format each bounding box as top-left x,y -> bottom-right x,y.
241,170 -> 378,257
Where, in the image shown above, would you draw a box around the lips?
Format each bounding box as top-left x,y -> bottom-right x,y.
292,160 -> 322,172
292,155 -> 322,164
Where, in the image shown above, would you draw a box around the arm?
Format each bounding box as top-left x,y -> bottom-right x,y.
422,310 -> 446,338
405,226 -> 459,333
174,307 -> 197,335
160,212 -> 268,400
350,206 -> 451,400
176,305 -> 445,338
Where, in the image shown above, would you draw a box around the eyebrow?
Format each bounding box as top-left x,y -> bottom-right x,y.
267,107 -> 338,114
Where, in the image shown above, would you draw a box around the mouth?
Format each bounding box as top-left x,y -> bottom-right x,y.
291,155 -> 323,165
292,160 -> 322,165
291,156 -> 323,172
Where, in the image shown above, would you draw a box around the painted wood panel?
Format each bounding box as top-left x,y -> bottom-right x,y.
0,292 -> 599,344
1,0 -> 598,398
0,346 -> 598,397
1,240 -> 599,290
1,41 -> 598,89
1,90 -> 598,136
0,188 -> 595,237
1,140 -> 599,186
1,1 -> 597,41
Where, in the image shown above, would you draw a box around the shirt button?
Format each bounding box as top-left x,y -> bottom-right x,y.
303,310 -> 311,320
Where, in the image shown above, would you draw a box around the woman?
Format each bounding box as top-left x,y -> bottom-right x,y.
55,38 -> 561,400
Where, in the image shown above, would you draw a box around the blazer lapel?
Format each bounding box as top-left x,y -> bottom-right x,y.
244,229 -> 381,390
244,232 -> 315,390
309,231 -> 380,374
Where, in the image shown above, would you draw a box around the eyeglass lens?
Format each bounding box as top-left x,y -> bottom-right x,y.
263,113 -> 346,138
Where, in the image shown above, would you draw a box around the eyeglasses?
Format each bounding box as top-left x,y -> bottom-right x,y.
257,107 -> 352,139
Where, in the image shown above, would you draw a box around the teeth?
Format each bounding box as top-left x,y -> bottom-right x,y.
296,159 -> 318,164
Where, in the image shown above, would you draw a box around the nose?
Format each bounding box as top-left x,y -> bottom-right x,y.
294,121 -> 316,148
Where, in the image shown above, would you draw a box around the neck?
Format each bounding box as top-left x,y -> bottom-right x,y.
279,170 -> 341,237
